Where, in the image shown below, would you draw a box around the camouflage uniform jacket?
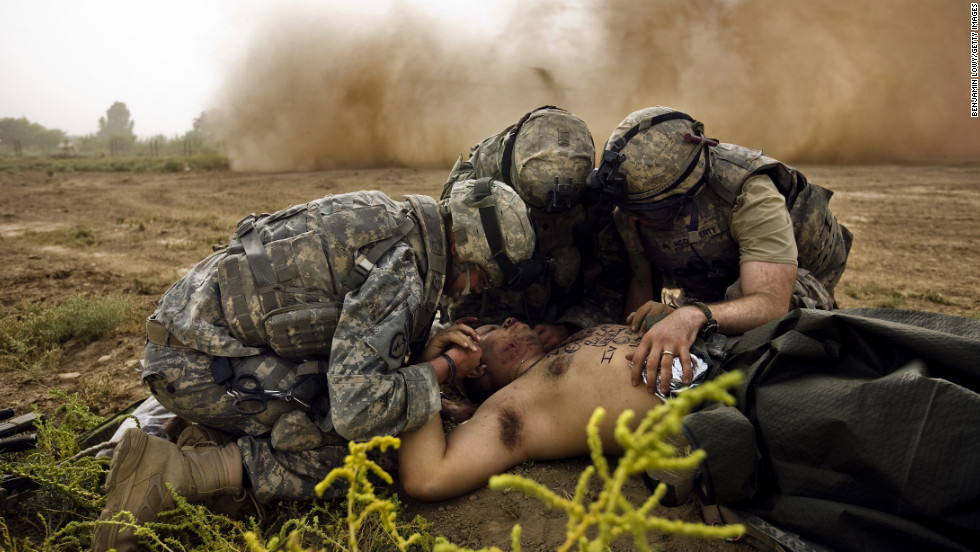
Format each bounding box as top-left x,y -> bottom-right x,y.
618,143 -> 852,307
442,128 -> 629,330
150,191 -> 447,440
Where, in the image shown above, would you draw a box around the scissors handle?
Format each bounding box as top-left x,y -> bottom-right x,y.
234,374 -> 263,394
232,395 -> 267,415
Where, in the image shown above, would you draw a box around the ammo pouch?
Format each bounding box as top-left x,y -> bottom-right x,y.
216,193 -> 420,360
785,181 -> 853,294
262,302 -> 341,360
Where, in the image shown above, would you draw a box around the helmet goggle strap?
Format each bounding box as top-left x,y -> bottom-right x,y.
589,111 -> 705,203
470,179 -> 523,289
468,178 -> 552,291
458,261 -> 489,295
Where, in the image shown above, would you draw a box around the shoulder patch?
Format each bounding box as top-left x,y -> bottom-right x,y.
389,331 -> 407,359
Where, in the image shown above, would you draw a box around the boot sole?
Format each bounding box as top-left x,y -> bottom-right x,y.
103,428 -> 151,510
93,428 -> 152,552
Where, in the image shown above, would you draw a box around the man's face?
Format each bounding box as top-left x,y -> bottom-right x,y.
475,317 -> 544,389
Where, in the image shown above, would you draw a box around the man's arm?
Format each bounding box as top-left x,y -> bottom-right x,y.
398,403 -> 528,501
327,243 -> 441,441
624,251 -> 656,319
628,260 -> 796,396
712,260 -> 796,334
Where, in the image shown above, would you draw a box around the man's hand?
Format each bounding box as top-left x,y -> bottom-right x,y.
444,345 -> 483,379
626,301 -> 674,332
534,323 -> 570,351
625,306 -> 704,396
421,322 -> 480,362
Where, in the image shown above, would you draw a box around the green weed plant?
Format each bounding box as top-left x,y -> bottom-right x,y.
0,295 -> 132,374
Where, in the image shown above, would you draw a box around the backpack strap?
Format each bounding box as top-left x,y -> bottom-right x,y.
340,215 -> 417,292
236,214 -> 278,288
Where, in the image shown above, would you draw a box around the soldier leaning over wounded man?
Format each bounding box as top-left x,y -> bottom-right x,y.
93,104 -> 853,551
93,180 -> 540,551
596,106 -> 851,397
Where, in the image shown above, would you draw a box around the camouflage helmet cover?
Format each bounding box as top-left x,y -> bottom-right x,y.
444,178 -> 536,288
509,107 -> 595,211
608,106 -> 708,205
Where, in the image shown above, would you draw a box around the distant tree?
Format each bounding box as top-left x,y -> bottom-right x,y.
97,101 -> 136,154
0,117 -> 65,156
34,125 -> 66,154
192,110 -> 220,142
0,117 -> 33,155
98,101 -> 135,138
192,111 -> 208,134
74,133 -> 105,154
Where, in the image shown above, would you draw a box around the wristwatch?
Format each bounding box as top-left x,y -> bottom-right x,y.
691,301 -> 718,338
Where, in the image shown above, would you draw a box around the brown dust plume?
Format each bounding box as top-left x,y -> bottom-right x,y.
208,0 -> 979,172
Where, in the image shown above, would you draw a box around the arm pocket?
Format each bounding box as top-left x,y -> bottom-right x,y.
263,302 -> 341,359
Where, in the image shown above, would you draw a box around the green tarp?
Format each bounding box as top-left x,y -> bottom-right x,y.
685,308 -> 980,552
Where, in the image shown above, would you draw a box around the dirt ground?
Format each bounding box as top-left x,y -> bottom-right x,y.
1,163 -> 978,551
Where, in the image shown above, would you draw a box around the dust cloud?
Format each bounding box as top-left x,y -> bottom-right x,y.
208,0 -> 979,172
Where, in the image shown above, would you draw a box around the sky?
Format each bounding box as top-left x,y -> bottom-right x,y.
1,1 -> 244,137
0,0 -> 514,139
2,0 -> 977,169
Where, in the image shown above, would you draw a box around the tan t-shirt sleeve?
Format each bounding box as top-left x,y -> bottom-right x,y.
729,175 -> 798,265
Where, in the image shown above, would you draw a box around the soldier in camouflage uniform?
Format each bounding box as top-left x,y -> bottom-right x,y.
589,106 -> 852,397
442,106 -> 629,350
93,180 -> 536,552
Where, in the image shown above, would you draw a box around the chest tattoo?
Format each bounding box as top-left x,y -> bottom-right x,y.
578,325 -> 637,347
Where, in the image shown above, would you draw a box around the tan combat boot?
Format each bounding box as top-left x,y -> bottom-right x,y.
92,427 -> 242,552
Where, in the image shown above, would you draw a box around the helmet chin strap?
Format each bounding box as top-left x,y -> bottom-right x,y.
460,266 -> 472,296
452,260 -> 478,296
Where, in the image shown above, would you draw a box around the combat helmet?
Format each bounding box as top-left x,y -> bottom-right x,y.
502,106 -> 595,213
443,177 -> 538,290
589,106 -> 716,218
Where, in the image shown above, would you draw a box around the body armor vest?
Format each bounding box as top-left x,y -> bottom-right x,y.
216,192 -> 446,360
637,143 -> 851,302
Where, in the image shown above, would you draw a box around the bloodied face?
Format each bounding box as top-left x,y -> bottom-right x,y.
474,317 -> 545,390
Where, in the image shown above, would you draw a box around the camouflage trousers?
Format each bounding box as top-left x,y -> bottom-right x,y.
141,343 -> 369,503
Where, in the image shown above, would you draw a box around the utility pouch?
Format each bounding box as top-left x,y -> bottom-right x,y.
263,302 -> 341,359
